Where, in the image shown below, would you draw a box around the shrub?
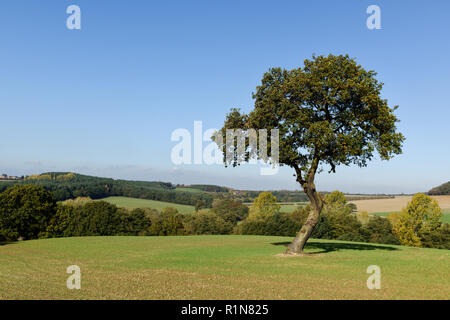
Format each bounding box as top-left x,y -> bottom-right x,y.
290,205 -> 310,225
147,211 -> 185,236
211,199 -> 249,225
387,213 -> 401,227
324,191 -> 348,208
117,208 -> 151,236
236,212 -> 301,236
420,223 -> 450,249
194,200 -> 207,212
360,216 -> 399,245
356,211 -> 370,224
392,193 -> 442,247
319,193 -> 362,240
291,192 -> 366,242
184,210 -> 233,235
161,207 -> 179,215
63,197 -> 93,207
310,214 -> 333,239
248,192 -> 280,221
66,201 -> 123,236
322,211 -> 362,240
46,204 -> 74,238
46,202 -> 151,237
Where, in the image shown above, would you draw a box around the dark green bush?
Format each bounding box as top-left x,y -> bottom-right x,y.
46,201 -> 151,237
147,211 -> 185,236
420,223 -> 450,249
0,185 -> 56,241
211,199 -> 249,225
184,211 -> 233,235
310,215 -> 333,239
291,204 -> 362,241
117,208 -> 151,236
360,216 -> 400,245
236,212 -> 301,236
66,201 -> 123,236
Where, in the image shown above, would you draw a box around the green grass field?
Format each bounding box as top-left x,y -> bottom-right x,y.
99,196 -> 196,214
278,202 -> 308,213
0,235 -> 448,299
372,209 -> 450,223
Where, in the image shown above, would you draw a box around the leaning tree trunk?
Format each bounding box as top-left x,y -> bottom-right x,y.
286,184 -> 324,254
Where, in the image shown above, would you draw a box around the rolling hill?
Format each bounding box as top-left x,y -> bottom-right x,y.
0,172 -> 213,207
428,181 -> 450,195
0,172 -> 407,212
99,196 -> 196,214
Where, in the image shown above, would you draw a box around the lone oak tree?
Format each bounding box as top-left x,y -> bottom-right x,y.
214,54 -> 404,254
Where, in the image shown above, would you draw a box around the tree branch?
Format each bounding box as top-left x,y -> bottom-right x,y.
292,163 -> 306,185
307,156 -> 319,186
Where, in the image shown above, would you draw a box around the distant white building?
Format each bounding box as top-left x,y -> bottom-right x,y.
0,174 -> 22,180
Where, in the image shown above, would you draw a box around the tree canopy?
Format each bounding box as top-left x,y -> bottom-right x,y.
393,193 -> 443,247
248,192 -> 281,221
214,54 -> 405,253
216,54 -> 404,175
0,185 -> 56,241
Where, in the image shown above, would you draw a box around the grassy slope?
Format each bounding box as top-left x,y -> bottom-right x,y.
99,196 -> 196,214
0,236 -> 448,299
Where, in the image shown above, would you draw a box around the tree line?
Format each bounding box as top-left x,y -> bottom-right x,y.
1,185 -> 448,250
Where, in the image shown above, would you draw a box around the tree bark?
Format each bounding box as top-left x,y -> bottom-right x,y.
286,160 -> 324,254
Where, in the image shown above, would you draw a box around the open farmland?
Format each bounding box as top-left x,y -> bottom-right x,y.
350,195 -> 450,223
372,209 -> 450,224
175,187 -> 205,193
349,195 -> 450,213
99,196 -> 196,214
0,236 -> 448,300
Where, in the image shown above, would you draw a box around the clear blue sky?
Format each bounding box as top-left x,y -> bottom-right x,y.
1,0 -> 449,193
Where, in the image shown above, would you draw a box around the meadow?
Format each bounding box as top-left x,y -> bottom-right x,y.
102,196 -> 308,214
99,196 -> 196,214
0,235 -> 448,300
278,202 -> 308,213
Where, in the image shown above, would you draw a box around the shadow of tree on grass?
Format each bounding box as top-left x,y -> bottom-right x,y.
0,241 -> 18,246
271,240 -> 398,254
